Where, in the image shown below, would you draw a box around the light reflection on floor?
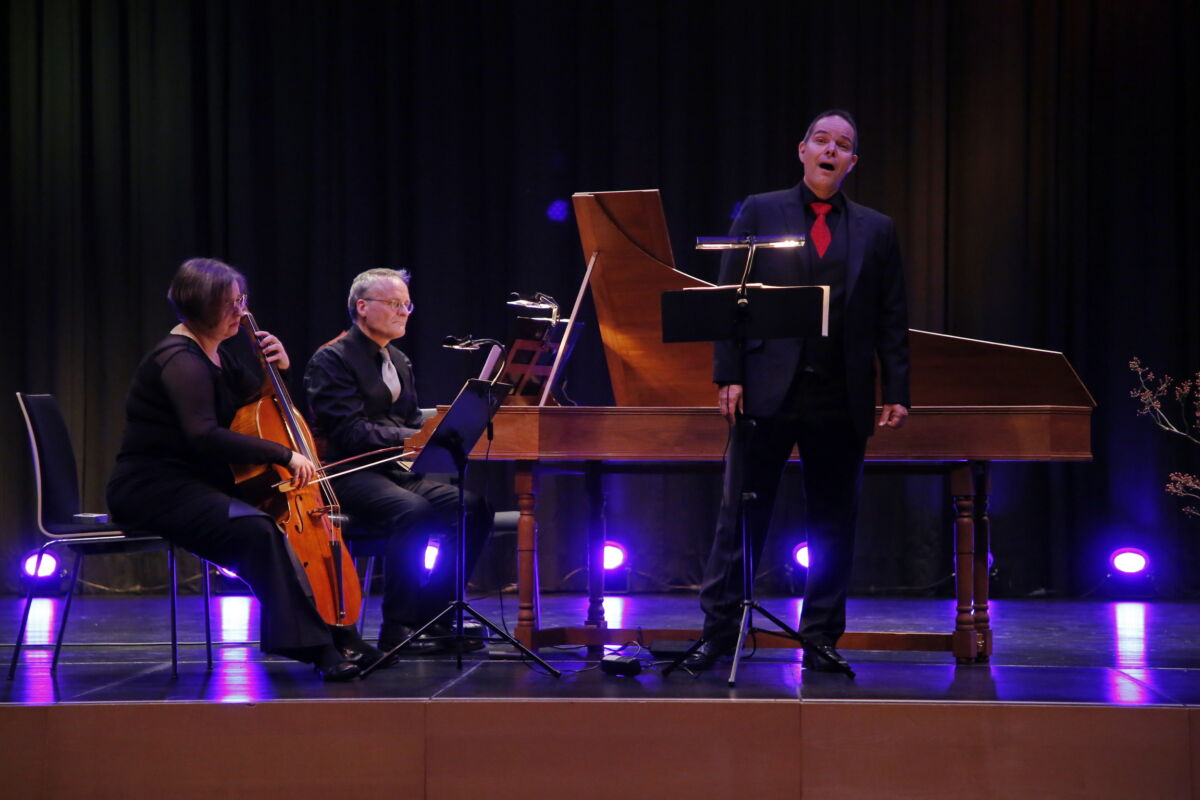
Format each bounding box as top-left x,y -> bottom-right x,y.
217,595 -> 253,642
3,595 -> 1198,708
10,598 -> 63,703
601,596 -> 625,630
1110,601 -> 1150,704
210,595 -> 265,703
23,597 -> 59,646
15,649 -> 57,704
785,597 -> 804,631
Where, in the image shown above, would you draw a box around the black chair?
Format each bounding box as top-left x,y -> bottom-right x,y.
10,392 -> 214,679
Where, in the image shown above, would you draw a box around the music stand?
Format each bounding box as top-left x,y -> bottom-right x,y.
660,252 -> 843,684
495,315 -> 583,405
360,378 -> 562,677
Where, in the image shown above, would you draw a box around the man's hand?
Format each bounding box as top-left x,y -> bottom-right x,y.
718,384 -> 744,424
878,403 -> 908,429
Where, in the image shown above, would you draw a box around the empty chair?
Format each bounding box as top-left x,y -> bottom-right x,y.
10,392 -> 213,678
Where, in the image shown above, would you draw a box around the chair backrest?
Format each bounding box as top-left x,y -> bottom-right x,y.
16,393 -> 82,535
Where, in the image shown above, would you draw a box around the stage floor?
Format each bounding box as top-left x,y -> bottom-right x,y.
3,593 -> 1200,799
2,592 -> 1199,706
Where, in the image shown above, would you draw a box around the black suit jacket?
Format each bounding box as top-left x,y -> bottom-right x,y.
303,325 -> 426,463
713,184 -> 910,439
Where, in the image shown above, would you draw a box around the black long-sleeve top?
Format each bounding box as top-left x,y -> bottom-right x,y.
303,325 -> 425,463
110,333 -> 292,493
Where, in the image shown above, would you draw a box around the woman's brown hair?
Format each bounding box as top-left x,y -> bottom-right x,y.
166,258 -> 247,330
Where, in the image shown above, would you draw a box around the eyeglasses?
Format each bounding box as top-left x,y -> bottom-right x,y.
226,294 -> 248,314
362,297 -> 414,314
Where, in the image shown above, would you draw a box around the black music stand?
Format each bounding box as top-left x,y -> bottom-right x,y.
659,275 -> 843,685
360,379 -> 562,677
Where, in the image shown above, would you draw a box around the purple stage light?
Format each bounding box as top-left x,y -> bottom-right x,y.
546,199 -> 570,222
424,540 -> 441,571
792,542 -> 810,569
603,541 -> 627,571
1110,548 -> 1149,575
22,551 -> 59,579
214,564 -> 253,595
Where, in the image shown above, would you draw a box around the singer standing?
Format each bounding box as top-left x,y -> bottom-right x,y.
687,110 -> 910,674
304,268 -> 492,657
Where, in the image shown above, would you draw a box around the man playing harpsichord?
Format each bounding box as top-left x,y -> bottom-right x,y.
304,268 -> 492,659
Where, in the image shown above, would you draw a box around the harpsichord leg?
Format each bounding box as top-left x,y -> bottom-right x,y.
951,464 -> 980,663
972,461 -> 993,663
515,461 -> 540,649
584,462 -> 608,638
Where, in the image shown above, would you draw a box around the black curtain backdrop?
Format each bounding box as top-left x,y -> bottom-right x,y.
3,0 -> 1198,599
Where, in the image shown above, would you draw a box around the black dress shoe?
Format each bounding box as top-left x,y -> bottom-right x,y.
379,624 -> 446,656
339,641 -> 387,666
424,622 -> 486,653
329,626 -> 388,666
681,639 -> 733,671
801,643 -> 855,678
311,645 -> 362,682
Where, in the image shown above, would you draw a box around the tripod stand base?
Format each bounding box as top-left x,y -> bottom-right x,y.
360,601 -> 562,678
727,600 -> 800,686
663,601 -> 853,684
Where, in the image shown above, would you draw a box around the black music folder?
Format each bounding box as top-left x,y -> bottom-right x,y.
660,284 -> 829,343
410,379 -> 512,474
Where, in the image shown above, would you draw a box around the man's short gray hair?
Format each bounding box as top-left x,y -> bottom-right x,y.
347,268 -> 411,322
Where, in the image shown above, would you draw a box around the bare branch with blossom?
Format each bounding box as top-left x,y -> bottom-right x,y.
1129,357 -> 1200,445
1167,472 -> 1200,518
1131,357 -> 1200,519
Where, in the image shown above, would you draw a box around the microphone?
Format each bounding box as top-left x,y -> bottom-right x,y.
442,334 -> 474,350
506,291 -> 557,308
442,334 -> 504,351
506,291 -> 560,323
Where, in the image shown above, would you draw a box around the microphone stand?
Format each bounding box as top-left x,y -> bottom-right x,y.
359,370 -> 560,678
663,234 -> 849,684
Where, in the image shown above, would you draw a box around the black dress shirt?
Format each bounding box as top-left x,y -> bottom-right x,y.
797,183 -> 848,380
304,325 -> 425,463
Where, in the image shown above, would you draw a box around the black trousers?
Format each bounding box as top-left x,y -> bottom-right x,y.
332,464 -> 492,631
699,374 -> 867,647
162,510 -> 334,655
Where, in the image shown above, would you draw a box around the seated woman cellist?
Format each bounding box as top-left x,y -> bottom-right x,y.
106,257 -> 381,681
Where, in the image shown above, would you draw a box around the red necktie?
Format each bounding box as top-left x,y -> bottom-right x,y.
810,202 -> 832,258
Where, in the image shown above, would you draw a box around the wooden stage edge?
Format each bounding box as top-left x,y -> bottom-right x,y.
2,698 -> 1196,799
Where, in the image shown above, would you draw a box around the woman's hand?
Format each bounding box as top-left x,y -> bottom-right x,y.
255,329 -> 290,371
288,451 -> 317,488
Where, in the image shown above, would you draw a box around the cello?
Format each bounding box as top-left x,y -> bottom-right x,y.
229,311 -> 363,627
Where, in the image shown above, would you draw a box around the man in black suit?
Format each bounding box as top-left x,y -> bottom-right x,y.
304,268 -> 491,657
688,110 -> 910,674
